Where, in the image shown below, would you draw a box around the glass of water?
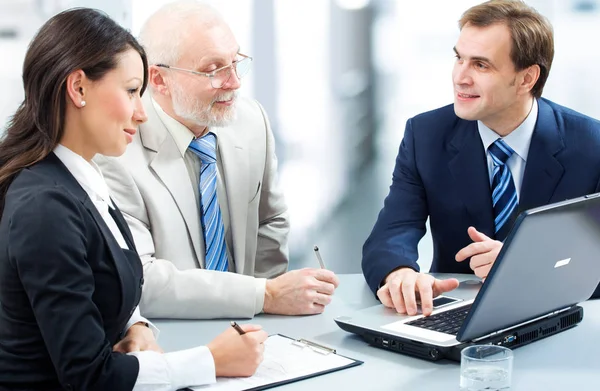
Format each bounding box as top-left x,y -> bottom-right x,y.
460,345 -> 513,391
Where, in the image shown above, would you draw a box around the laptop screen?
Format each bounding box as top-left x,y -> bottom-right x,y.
457,193 -> 600,342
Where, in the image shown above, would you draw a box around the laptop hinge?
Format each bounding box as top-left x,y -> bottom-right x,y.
472,306 -> 572,342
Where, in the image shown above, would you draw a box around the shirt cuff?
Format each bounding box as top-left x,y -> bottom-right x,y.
254,278 -> 267,315
126,306 -> 160,340
130,346 -> 216,390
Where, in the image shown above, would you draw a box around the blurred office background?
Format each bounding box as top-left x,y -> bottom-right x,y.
1,0 -> 599,274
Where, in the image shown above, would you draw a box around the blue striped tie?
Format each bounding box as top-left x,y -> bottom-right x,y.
188,133 -> 229,271
488,139 -> 518,241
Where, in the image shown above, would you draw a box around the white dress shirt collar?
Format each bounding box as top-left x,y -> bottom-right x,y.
151,97 -> 197,158
53,144 -> 114,209
477,98 -> 538,162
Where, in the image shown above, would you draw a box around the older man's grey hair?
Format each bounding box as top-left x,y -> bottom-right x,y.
139,0 -> 225,66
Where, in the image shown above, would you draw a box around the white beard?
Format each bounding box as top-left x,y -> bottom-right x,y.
171,82 -> 238,128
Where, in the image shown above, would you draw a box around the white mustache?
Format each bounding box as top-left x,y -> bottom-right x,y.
212,91 -> 238,104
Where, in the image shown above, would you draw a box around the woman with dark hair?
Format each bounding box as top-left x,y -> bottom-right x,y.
0,8 -> 266,391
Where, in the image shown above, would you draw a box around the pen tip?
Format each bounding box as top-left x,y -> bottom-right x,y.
313,245 -> 319,251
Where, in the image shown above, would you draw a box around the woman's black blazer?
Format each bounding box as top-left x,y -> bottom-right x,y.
0,153 -> 144,391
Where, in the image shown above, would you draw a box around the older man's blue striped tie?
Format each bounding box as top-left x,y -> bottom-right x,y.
489,139 -> 518,241
188,133 -> 229,271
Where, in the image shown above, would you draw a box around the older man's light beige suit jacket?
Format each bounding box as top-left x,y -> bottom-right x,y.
95,96 -> 289,319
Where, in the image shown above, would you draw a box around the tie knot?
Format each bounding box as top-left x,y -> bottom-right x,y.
488,138 -> 514,166
189,133 -> 217,164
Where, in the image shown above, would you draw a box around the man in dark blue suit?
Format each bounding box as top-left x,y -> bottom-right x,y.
363,0 -> 600,317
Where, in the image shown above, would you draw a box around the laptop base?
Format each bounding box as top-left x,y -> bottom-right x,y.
337,305 -> 583,362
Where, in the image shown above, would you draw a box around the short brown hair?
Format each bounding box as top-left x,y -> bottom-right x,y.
459,0 -> 554,98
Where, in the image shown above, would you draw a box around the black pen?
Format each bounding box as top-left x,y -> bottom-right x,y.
313,245 -> 326,269
230,321 -> 246,335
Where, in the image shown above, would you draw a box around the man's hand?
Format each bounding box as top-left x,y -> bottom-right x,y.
113,323 -> 163,354
455,227 -> 503,280
263,268 -> 340,315
207,324 -> 268,377
377,268 -> 459,316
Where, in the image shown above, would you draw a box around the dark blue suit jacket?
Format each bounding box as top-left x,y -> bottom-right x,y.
0,153 -> 143,391
362,98 -> 600,299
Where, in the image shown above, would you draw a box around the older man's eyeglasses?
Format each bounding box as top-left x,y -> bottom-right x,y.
156,53 -> 253,89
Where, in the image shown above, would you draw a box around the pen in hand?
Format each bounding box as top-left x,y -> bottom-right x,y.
313,245 -> 326,269
230,321 -> 246,335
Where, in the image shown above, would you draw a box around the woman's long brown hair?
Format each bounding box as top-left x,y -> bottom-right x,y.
0,8 -> 148,215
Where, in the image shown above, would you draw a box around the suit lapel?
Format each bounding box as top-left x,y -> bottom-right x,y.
81,196 -> 137,319
213,125 -> 248,273
149,144 -> 205,261
140,98 -> 205,265
108,201 -> 137,253
448,120 -> 495,236
519,99 -> 565,210
41,154 -> 136,318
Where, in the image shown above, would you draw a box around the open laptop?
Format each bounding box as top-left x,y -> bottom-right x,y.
335,192 -> 600,361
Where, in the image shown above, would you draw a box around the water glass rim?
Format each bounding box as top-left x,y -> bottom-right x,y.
461,345 -> 513,361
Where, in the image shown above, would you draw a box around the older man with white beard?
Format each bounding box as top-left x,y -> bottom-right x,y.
95,0 -> 339,319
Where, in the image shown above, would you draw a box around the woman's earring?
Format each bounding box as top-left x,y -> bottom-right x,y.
81,100 -> 86,107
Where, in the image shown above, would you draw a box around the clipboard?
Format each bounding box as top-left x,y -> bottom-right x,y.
189,334 -> 363,391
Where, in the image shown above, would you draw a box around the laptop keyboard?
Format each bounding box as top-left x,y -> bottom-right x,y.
406,304 -> 472,335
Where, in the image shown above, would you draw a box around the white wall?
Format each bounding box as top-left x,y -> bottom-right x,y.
0,0 -> 133,131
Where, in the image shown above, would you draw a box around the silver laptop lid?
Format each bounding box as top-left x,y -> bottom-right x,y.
458,193 -> 600,342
